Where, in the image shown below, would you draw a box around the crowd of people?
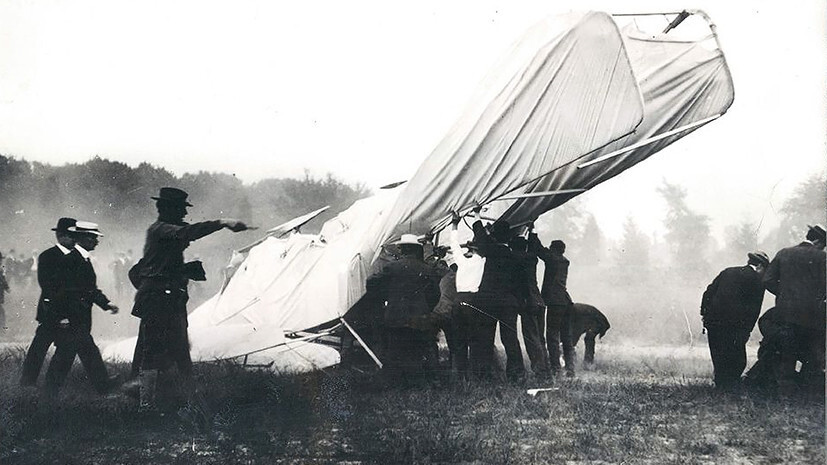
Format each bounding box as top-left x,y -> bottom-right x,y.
5,184 -> 824,414
702,224 -> 826,397
361,210 -> 607,385
13,187 -> 251,412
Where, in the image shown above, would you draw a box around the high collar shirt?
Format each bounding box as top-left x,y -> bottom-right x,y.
56,243 -> 72,255
74,244 -> 91,260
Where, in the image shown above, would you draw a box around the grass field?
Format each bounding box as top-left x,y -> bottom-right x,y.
0,343 -> 824,464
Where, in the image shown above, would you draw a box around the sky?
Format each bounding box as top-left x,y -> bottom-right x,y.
0,0 -> 824,241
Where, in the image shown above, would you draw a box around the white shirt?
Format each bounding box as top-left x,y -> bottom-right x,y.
449,229 -> 484,293
74,244 -> 91,260
56,243 -> 72,255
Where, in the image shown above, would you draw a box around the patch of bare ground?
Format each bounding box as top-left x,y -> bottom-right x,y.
0,344 -> 823,464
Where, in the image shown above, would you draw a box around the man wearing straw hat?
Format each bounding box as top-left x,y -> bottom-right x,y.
43,221 -> 121,396
762,224 -> 826,397
367,233 -> 440,383
700,250 -> 769,390
131,187 -> 251,411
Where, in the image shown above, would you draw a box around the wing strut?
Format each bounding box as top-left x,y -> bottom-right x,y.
576,114 -> 722,169
340,317 -> 383,369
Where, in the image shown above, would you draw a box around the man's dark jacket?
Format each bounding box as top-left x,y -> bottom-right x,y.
763,242 -> 826,329
535,244 -> 573,306
58,251 -> 111,332
701,265 -> 764,330
35,246 -> 77,324
367,257 -> 439,328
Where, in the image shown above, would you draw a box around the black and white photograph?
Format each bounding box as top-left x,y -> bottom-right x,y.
0,0 -> 824,463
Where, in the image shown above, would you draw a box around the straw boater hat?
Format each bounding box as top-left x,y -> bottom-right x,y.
393,234 -> 422,246
51,217 -> 77,232
747,250 -> 769,267
807,224 -> 826,242
151,187 -> 193,206
68,221 -> 104,237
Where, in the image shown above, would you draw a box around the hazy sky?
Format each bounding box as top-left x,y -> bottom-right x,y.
0,0 -> 824,240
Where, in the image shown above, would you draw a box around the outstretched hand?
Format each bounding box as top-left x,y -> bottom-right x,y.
221,219 -> 252,232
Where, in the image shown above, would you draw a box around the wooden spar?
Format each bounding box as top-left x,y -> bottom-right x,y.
490,189 -> 587,201
663,10 -> 690,34
340,317 -> 383,369
576,114 -> 722,169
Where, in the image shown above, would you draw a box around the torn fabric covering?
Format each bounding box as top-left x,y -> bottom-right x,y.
374,11 -> 644,246
495,11 -> 735,225
186,188 -> 401,332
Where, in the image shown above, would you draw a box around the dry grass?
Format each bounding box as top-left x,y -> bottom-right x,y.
0,343 -> 823,464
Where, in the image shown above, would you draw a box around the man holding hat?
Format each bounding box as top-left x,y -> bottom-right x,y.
19,217 -> 78,386
43,221 -> 121,396
762,224 -> 826,396
701,250 -> 769,390
131,187 -> 251,411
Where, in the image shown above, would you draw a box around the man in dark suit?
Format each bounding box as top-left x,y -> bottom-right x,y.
19,218 -> 77,386
763,224 -> 826,396
570,303 -> 611,365
43,221 -> 120,396
537,239 -> 576,377
512,231 -> 551,379
701,251 -> 769,390
471,219 -> 525,381
131,187 -> 250,411
367,234 -> 440,382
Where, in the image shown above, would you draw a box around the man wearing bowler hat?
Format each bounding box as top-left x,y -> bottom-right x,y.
43,221 -> 121,396
763,224 -> 826,397
19,217 -> 78,386
701,250 -> 769,390
131,187 -> 251,411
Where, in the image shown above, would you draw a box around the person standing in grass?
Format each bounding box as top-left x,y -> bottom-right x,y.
130,187 -> 250,412
19,217 -> 77,386
537,239 -> 576,377
43,221 -> 121,396
762,224 -> 826,397
0,251 -> 9,333
367,234 -> 441,383
512,230 -> 551,380
701,251 -> 769,390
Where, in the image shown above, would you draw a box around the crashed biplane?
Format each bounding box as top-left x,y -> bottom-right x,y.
103,10 -> 734,372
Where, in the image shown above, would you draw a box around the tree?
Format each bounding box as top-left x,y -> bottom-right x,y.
657,180 -> 712,281
612,215 -> 650,283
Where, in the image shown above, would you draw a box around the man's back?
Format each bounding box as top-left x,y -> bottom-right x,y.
763,242 -> 826,328
702,265 -> 764,329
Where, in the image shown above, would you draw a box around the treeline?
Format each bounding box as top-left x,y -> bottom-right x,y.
0,155 -> 371,257
535,174 -> 826,344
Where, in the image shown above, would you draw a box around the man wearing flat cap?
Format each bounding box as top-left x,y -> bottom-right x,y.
762,224 -> 826,396
701,250 -> 769,390
19,217 -> 78,386
43,221 -> 121,396
131,187 -> 251,411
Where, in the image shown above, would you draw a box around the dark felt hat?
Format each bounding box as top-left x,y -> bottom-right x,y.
51,217 -> 77,232
747,250 -> 770,267
151,187 -> 193,206
807,224 -> 826,242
